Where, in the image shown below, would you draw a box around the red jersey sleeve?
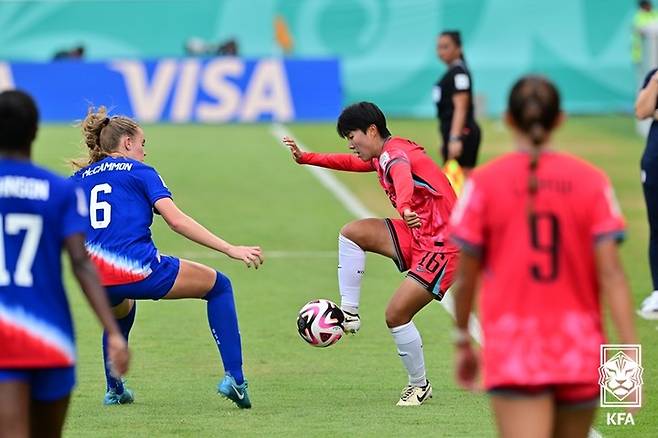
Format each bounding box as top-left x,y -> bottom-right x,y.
449,178 -> 486,255
381,149 -> 414,214
298,152 -> 375,172
590,176 -> 625,243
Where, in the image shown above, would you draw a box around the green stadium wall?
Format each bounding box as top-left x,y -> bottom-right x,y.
0,0 -> 640,117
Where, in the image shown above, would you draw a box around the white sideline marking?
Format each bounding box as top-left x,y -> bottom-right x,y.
270,123 -> 482,342
179,250 -> 335,259
272,123 -> 602,437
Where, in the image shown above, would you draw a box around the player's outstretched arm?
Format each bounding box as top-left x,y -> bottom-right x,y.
595,239 -> 638,344
65,233 -> 130,376
154,197 -> 263,269
281,136 -> 374,172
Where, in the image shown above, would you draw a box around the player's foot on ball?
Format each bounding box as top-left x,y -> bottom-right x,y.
396,380 -> 432,406
103,384 -> 135,405
218,374 -> 251,409
342,310 -> 361,334
638,290 -> 658,320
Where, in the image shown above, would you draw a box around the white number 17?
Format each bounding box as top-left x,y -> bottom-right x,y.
0,214 -> 43,287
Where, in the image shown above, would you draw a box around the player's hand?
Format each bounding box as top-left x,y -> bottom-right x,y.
282,136 -> 304,163
448,139 -> 463,160
106,331 -> 130,378
403,209 -> 421,228
227,245 -> 264,269
455,343 -> 479,391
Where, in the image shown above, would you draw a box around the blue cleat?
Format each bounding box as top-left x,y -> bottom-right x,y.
103,384 -> 135,405
217,375 -> 251,409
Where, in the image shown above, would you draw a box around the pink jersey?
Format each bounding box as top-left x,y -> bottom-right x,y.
299,136 -> 458,252
449,150 -> 625,389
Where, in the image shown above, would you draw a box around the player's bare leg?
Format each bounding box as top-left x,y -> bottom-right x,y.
386,278 -> 434,406
30,395 -> 71,438
552,405 -> 596,438
490,394 -> 553,438
164,259 -> 216,299
0,381 -> 29,438
338,219 -> 396,332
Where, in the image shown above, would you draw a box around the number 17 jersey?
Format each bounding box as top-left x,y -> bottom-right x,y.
72,157 -> 172,286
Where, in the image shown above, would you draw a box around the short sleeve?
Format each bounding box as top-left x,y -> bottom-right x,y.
453,67 -> 471,92
139,166 -> 172,206
61,182 -> 89,239
590,176 -> 625,244
449,179 -> 485,256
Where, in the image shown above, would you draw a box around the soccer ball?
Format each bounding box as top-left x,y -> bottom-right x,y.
296,299 -> 345,347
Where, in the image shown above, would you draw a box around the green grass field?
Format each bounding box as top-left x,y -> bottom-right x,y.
31,116 -> 655,437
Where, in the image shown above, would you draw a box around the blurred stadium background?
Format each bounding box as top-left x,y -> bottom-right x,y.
1,0 -> 656,436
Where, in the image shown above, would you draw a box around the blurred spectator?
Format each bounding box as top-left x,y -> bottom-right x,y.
185,37 -> 239,56
53,45 -> 85,61
275,15 -> 294,55
632,1 -> 658,84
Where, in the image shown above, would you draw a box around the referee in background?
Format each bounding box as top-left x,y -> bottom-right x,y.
433,30 -> 481,175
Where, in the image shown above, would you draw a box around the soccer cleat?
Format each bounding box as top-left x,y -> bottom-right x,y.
396,380 -> 432,406
218,375 -> 251,409
103,385 -> 135,405
342,310 -> 361,334
637,290 -> 658,320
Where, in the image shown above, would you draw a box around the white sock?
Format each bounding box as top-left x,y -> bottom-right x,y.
390,322 -> 427,387
338,234 -> 365,314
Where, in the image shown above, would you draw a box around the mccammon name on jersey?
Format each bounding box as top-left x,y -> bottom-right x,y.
81,161 -> 134,178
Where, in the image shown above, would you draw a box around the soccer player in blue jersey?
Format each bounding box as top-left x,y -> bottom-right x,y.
72,106 -> 262,409
0,90 -> 130,437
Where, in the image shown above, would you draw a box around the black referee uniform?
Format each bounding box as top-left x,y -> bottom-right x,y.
433,60 -> 481,167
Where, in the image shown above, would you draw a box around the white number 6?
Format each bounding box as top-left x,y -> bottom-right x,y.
90,183 -> 112,229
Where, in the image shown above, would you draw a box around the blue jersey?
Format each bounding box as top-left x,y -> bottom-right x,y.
72,157 -> 171,286
0,158 -> 87,368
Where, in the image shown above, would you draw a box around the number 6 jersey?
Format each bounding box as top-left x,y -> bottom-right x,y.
449,150 -> 626,389
0,158 -> 87,368
72,157 -> 172,286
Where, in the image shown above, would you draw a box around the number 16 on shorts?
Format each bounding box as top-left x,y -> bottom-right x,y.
598,344 -> 643,408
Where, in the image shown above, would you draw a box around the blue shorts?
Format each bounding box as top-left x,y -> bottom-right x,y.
107,255 -> 180,306
0,367 -> 75,401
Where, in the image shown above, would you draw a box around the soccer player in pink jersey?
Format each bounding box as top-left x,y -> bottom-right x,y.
283,102 -> 458,406
449,76 -> 638,437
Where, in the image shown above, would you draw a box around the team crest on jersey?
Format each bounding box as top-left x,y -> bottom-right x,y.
379,152 -> 391,169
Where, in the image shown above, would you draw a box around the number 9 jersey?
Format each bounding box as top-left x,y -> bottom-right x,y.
72,157 -> 172,286
449,150 -> 625,390
0,158 -> 87,368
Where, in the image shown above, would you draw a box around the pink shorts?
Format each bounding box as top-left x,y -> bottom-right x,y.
488,383 -> 599,408
385,218 -> 458,300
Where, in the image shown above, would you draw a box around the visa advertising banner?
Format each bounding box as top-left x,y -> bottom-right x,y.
0,58 -> 342,123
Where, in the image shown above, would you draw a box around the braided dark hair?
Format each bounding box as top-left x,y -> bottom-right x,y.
507,75 -> 561,213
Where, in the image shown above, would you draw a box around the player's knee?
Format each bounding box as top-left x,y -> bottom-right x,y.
204,271 -> 233,300
340,221 -> 368,248
385,305 -> 411,328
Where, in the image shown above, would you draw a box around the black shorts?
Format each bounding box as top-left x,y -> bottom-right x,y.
441,123 -> 481,168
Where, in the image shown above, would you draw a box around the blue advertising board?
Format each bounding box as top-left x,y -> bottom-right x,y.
0,58 -> 342,122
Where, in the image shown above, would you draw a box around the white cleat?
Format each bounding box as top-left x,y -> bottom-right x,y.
638,291 -> 658,320
396,380 -> 432,406
342,310 -> 361,334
